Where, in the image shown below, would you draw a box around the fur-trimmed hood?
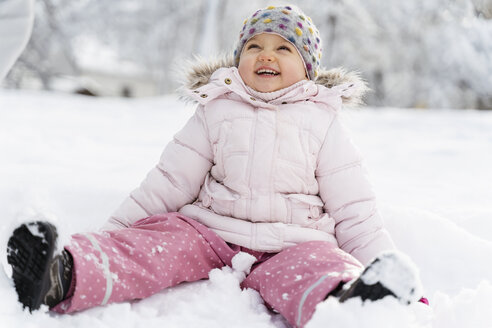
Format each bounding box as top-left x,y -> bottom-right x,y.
179,54 -> 368,107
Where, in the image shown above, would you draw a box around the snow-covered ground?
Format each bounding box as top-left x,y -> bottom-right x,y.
0,89 -> 491,327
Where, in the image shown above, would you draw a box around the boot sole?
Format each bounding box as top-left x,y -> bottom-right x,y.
339,270 -> 395,303
339,251 -> 418,304
7,221 -> 58,311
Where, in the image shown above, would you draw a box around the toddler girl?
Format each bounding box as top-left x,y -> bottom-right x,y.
7,5 -> 424,327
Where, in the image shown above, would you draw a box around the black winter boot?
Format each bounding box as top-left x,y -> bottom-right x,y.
44,250 -> 73,307
7,221 -> 73,311
338,251 -> 422,305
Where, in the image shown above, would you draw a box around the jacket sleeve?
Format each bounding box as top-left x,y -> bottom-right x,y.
0,0 -> 34,81
103,105 -> 213,230
316,113 -> 395,266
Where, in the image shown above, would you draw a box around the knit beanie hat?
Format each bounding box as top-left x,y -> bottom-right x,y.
233,5 -> 322,80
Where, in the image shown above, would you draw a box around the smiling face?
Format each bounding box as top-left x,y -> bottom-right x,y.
238,33 -> 307,93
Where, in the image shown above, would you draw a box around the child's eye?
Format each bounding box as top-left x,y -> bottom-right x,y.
247,44 -> 260,50
278,46 -> 291,51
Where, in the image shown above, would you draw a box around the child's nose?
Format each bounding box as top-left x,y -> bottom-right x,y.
258,52 -> 275,62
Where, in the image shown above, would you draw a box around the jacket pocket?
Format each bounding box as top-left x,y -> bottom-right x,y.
283,194 -> 335,233
212,121 -> 232,180
284,193 -> 324,219
200,174 -> 239,216
281,194 -> 325,228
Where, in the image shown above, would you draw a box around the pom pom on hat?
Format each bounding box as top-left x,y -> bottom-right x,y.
233,5 -> 322,81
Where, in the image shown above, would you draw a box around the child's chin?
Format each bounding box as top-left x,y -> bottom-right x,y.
254,84 -> 281,93
257,88 -> 275,92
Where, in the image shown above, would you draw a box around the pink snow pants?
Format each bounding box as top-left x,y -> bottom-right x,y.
52,213 -> 363,327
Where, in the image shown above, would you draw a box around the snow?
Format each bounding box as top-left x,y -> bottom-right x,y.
358,250 -> 423,304
1,89 -> 492,327
307,296 -> 432,328
25,222 -> 46,240
231,252 -> 257,276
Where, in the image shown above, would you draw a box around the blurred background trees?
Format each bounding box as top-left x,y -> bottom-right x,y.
3,0 -> 492,109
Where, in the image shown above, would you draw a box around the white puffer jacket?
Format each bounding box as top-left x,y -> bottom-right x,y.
0,0 -> 34,81
105,58 -> 395,265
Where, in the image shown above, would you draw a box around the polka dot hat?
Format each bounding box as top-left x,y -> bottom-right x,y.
233,5 -> 322,80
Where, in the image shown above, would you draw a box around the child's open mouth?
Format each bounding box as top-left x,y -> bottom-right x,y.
256,68 -> 280,76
